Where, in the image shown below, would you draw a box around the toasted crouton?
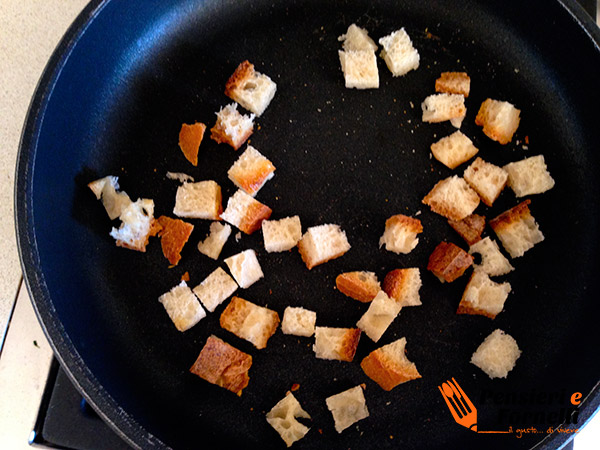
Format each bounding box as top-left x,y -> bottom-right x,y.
173,180 -> 222,220
356,291 -> 402,343
338,50 -> 379,89
458,270 -> 512,319
224,249 -> 264,289
448,213 -> 486,246
360,337 -> 421,391
427,241 -> 474,283
192,267 -> 238,313
338,24 -> 378,51
197,221 -> 231,260
189,335 -> 252,395
297,224 -> 351,269
382,268 -> 422,307
463,157 -> 508,207
227,145 -> 275,196
325,385 -> 369,433
379,214 -> 423,254
471,329 -> 521,379
469,236 -> 514,276
489,200 -> 544,258
220,296 -> 280,349
178,122 -> 206,166
430,131 -> 479,169
281,306 -> 317,337
422,175 -> 480,221
421,93 -> 466,125
336,271 -> 381,303
262,215 -> 302,253
435,71 -> 471,97
88,175 -> 132,220
156,215 -> 194,265
266,392 -> 311,447
225,61 -> 277,116
158,281 -> 206,332
110,198 -> 158,252
503,154 -> 555,197
210,103 -> 255,150
313,327 -> 361,362
220,189 -> 272,235
475,98 -> 520,144
378,28 -> 420,76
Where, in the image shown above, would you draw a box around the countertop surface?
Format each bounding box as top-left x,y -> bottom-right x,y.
1,1 -> 599,449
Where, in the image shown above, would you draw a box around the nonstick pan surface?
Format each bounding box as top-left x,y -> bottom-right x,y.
15,0 -> 600,448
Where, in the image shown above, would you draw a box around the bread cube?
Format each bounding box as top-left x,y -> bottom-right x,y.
262,215 -> 302,253
458,270 -> 512,319
197,221 -> 231,260
463,157 -> 508,207
178,122 -> 206,166
313,327 -> 361,362
448,213 -> 486,246
110,198 -> 157,252
88,175 -> 132,220
189,335 -> 252,395
469,236 -> 514,276
422,175 -> 480,221
435,71 -> 470,97
427,241 -> 474,283
430,131 -> 479,169
224,249 -> 264,289
281,306 -> 317,337
382,268 -> 422,307
210,103 -> 255,150
220,189 -> 272,235
158,281 -> 206,332
173,180 -> 222,220
421,93 -> 466,125
220,296 -> 280,349
155,216 -> 194,266
356,291 -> 402,343
475,98 -> 520,144
338,23 -> 378,52
266,392 -> 311,447
297,224 -> 351,270
193,267 -> 238,313
471,329 -> 521,379
503,154 -> 555,197
379,214 -> 423,254
227,145 -> 275,196
338,50 -> 379,89
325,385 -> 369,433
489,200 -> 544,258
360,337 -> 421,391
336,271 -> 381,303
225,60 -> 277,116
378,28 -> 420,76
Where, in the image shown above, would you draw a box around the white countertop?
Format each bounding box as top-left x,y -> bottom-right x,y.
1,1 -> 599,449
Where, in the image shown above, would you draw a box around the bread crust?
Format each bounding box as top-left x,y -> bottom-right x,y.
382,268 -> 420,306
360,345 -> 421,391
435,71 -> 471,97
238,201 -> 273,234
336,271 -> 380,303
337,328 -> 362,361
224,60 -> 254,98
427,241 -> 473,282
178,122 -> 206,166
156,216 -> 194,265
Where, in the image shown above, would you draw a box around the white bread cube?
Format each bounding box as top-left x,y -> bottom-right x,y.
197,221 -> 231,260
313,327 -> 361,362
422,175 -> 480,221
335,271 -> 381,303
379,214 -> 423,254
463,157 -> 509,207
158,281 -> 206,332
338,50 -> 379,89
225,60 -> 277,116
469,236 -> 514,276
88,175 -> 132,220
421,93 -> 466,125
110,198 -> 155,252
378,28 -> 420,76
360,337 -> 421,391
281,306 -> 317,337
430,131 -> 479,169
489,200 -> 544,258
210,103 -> 255,150
325,385 -> 369,433
220,296 -> 280,349
356,291 -> 402,343
471,329 -> 521,379
382,268 -> 422,307
475,98 -> 520,144
457,270 -> 512,319
227,145 -> 275,196
503,154 -> 555,197
338,23 -> 378,52
220,189 -> 272,235
435,71 -> 470,97
262,215 -> 302,253
173,180 -> 222,220
192,267 -> 238,313
266,392 -> 311,447
224,249 -> 264,289
297,224 -> 351,269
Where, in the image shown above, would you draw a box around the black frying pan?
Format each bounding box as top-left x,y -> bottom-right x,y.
15,0 -> 600,448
